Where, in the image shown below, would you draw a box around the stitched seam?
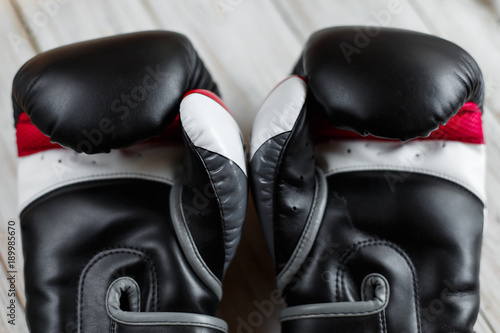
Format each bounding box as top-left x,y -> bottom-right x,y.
280,296 -> 388,319
182,127 -> 226,280
362,277 -> 369,301
382,310 -> 388,333
200,150 -> 228,269
272,105 -> 307,270
281,276 -> 389,320
78,248 -> 158,333
336,240 -> 410,300
335,239 -> 422,332
281,311 -> 376,319
272,132 -> 292,266
249,78 -> 306,158
281,311 -> 380,319
277,174 -> 319,284
178,187 -> 223,289
113,319 -> 226,331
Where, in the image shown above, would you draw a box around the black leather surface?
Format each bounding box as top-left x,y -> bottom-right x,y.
21,180 -> 219,333
282,172 -> 483,333
251,26 -> 485,333
250,133 -> 288,260
12,31 -> 218,153
197,147 -> 247,274
14,31 -> 245,333
181,130 -> 247,279
182,135 -> 225,280
282,314 -> 384,333
293,26 -> 484,140
273,107 -> 316,273
80,249 -> 159,332
250,106 -> 316,272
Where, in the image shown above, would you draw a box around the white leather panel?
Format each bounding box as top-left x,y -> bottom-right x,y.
315,140 -> 486,202
250,76 -> 307,160
18,143 -> 183,212
180,92 -> 247,175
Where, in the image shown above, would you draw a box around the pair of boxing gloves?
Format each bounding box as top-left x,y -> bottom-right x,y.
13,27 -> 485,332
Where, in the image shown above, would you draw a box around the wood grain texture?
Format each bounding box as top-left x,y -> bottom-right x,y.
0,0 -> 498,332
0,0 -> 38,321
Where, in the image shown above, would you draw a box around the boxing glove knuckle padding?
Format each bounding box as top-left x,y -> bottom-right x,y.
13,31 -> 247,333
250,27 -> 485,332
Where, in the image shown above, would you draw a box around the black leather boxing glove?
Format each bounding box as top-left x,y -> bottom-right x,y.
13,31 -> 247,333
250,27 -> 485,332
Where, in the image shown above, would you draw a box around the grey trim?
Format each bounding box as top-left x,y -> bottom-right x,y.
280,273 -> 390,322
106,277 -> 228,332
197,147 -> 248,275
276,167 -> 328,290
170,180 -> 223,299
249,132 -> 290,262
107,277 -> 141,313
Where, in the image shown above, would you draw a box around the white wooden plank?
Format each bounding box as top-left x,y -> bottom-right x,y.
0,0 -> 40,323
271,0 -> 430,43
409,0 -> 500,120
476,312 -> 495,333
3,1 -> 500,333
143,0 -> 303,139
480,110 -> 500,330
0,261 -> 29,333
13,0 -> 156,51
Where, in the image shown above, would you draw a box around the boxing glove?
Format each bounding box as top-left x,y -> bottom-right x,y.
250,27 -> 484,332
13,31 -> 247,333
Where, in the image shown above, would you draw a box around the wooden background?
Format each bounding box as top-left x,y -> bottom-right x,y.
0,0 -> 499,332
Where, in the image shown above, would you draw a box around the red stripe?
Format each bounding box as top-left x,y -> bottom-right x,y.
16,90 -> 228,157
16,113 -> 62,157
15,113 -> 183,157
16,98 -> 483,157
312,102 -> 484,144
